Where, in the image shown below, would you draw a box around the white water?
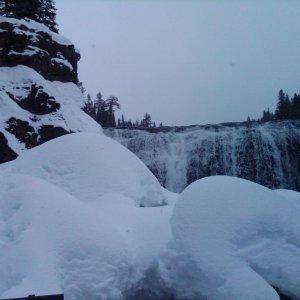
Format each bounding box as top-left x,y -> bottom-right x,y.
105,121 -> 300,193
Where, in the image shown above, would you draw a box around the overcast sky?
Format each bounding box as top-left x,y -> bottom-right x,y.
56,0 -> 300,126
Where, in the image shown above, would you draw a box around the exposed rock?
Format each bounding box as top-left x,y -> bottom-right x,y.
0,132 -> 18,164
0,17 -> 80,83
6,84 -> 60,115
0,16 -> 101,165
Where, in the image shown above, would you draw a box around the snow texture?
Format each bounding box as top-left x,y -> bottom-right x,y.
161,176 -> 300,300
0,133 -> 176,299
1,133 -> 169,207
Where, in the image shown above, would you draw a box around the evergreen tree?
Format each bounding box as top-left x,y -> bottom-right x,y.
141,113 -> 152,128
105,96 -> 120,127
275,90 -> 291,120
291,93 -> 300,119
3,0 -> 58,32
38,0 -> 58,32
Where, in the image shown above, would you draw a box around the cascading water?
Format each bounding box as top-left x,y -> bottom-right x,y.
105,120 -> 300,193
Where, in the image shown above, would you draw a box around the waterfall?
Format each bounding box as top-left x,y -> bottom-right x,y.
105,121 -> 300,192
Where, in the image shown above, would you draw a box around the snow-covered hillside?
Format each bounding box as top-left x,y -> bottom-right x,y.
105,120 -> 300,192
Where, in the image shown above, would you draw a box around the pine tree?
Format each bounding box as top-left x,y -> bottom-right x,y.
38,0 -> 58,32
141,113 -> 152,128
275,90 -> 290,120
3,0 -> 58,32
105,96 -> 120,127
291,93 -> 300,120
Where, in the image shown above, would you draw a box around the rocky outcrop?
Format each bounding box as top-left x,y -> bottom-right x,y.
0,17 -> 100,164
0,17 -> 80,83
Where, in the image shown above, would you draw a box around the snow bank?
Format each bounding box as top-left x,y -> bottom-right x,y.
161,176 -> 300,299
0,66 -> 101,153
0,133 -> 176,298
0,174 -> 132,299
275,189 -> 300,203
2,132 -> 168,207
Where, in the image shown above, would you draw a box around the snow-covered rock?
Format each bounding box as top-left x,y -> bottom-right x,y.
161,176 -> 300,299
1,132 -> 169,207
0,17 -> 79,83
0,17 -> 100,165
0,66 -> 101,163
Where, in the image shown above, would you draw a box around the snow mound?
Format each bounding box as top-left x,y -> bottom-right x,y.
162,176 -> 300,299
2,133 -> 168,207
0,66 -> 101,153
0,174 -> 132,299
275,189 -> 300,203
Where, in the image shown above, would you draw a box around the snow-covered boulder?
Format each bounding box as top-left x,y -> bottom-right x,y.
0,174 -> 132,299
1,133 -> 168,207
0,17 -> 79,83
161,176 -> 300,299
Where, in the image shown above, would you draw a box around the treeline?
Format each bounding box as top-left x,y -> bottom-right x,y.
0,0 -> 58,32
80,86 -> 162,129
260,89 -> 300,122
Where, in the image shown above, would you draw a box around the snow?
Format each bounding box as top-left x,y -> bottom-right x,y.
161,176 -> 300,299
0,131 -> 299,298
9,46 -> 49,57
0,133 -> 177,299
1,132 -> 169,207
0,16 -> 73,46
51,57 -> 73,70
0,66 -> 101,153
0,174 -> 132,299
275,189 -> 300,203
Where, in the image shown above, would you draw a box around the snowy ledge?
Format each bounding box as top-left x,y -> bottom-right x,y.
0,16 -> 75,48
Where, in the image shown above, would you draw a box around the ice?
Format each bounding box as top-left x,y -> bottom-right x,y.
161,176 -> 300,299
105,121 -> 300,193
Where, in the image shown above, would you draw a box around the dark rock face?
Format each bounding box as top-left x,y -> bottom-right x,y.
5,118 -> 70,149
0,18 -> 80,83
7,84 -> 60,115
0,17 -> 91,165
0,132 -> 18,164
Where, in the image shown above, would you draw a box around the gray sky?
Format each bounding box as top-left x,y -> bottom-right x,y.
56,0 -> 300,126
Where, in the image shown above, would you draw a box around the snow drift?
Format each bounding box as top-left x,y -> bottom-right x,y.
161,176 -> 300,300
1,132 -> 168,207
0,174 -> 132,299
0,133 -> 176,299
